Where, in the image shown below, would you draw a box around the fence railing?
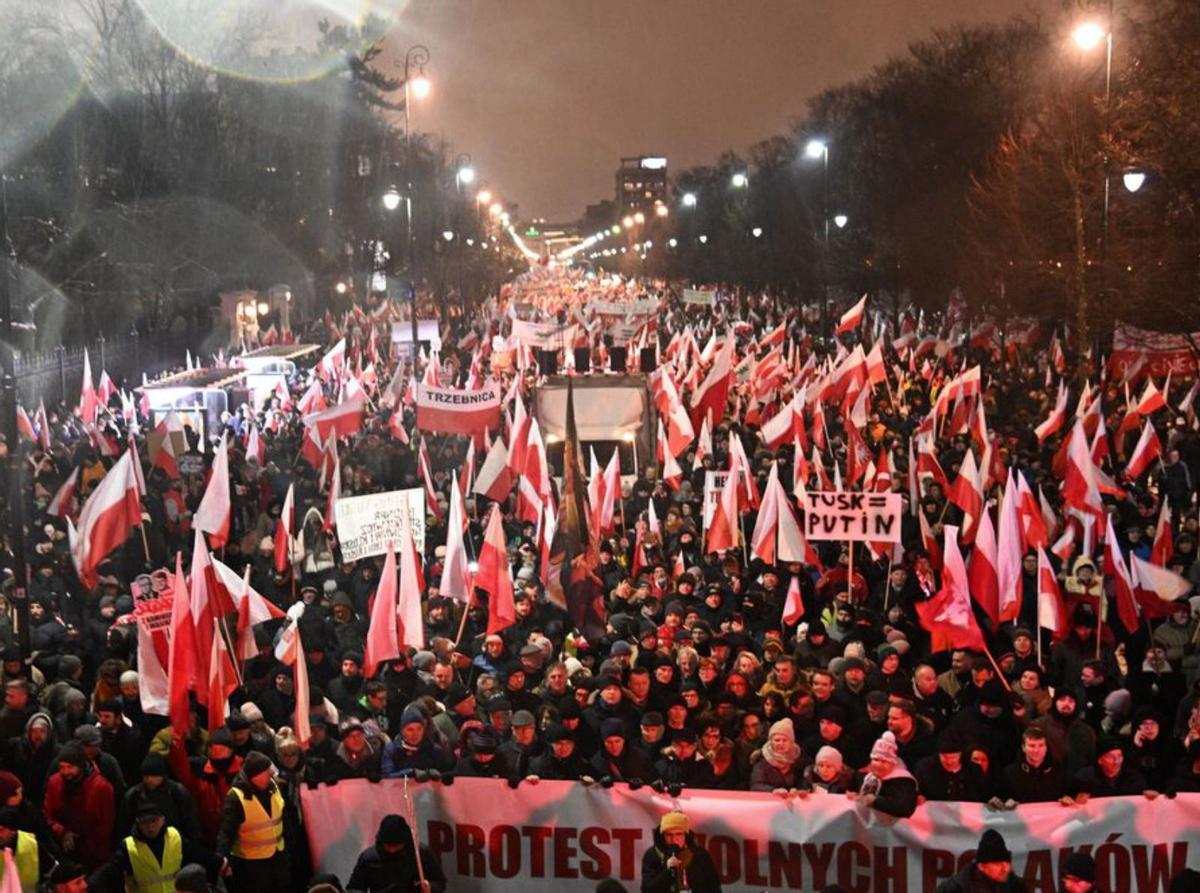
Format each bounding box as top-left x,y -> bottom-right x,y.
15,330 -> 191,407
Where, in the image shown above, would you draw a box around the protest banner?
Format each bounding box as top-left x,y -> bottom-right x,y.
683,287 -> 717,306
416,383 -> 501,436
511,318 -> 579,349
303,779 -> 1200,893
1108,322 -> 1200,381
801,491 -> 903,542
587,297 -> 659,316
333,489 -> 427,561
390,320 -> 442,348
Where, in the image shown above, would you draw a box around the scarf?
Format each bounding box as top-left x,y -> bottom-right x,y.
760,737 -> 801,771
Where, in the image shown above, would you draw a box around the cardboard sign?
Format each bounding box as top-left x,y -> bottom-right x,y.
801,491 -> 902,542
334,489 -> 427,562
683,287 -> 716,306
703,471 -> 729,528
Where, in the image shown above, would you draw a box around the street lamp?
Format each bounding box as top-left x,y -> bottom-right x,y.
1072,21 -> 1106,51
477,189 -> 492,205
1071,13 -> 1114,295
633,211 -> 645,225
442,230 -> 455,241
834,214 -> 848,229
804,138 -> 832,336
751,226 -> 763,238
622,215 -> 635,229
682,192 -> 697,207
398,44 -> 431,352
1123,171 -> 1146,193
456,164 -> 476,186
382,187 -> 402,211
654,203 -> 669,218
731,172 -> 748,189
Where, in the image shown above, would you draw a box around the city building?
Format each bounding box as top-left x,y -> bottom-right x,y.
616,156 -> 668,214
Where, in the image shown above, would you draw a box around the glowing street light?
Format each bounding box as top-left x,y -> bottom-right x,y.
382,187 -> 402,211
610,224 -> 620,234
1072,21 -> 1107,51
751,226 -> 763,238
633,211 -> 645,224
731,172 -> 748,189
1123,171 -> 1146,193
457,165 -> 476,185
668,238 -> 678,247
698,234 -> 708,244
489,202 -> 503,217
410,73 -> 432,99
655,203 -> 669,218
442,230 -> 455,241
476,189 -> 492,205
805,138 -> 828,160
834,214 -> 849,229
622,215 -> 635,229
682,192 -> 697,207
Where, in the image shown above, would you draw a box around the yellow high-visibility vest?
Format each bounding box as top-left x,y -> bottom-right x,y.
229,787 -> 285,859
124,827 -> 182,893
0,831 -> 39,893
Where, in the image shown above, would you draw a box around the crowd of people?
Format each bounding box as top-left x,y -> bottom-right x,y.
1,269 -> 1200,892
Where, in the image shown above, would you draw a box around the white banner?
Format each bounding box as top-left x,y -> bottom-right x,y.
390,320 -> 443,347
801,491 -> 903,542
534,383 -> 647,443
703,470 -> 729,528
416,383 -> 502,436
511,319 -> 580,349
302,779 -> 1200,892
333,489 -> 427,561
683,287 -> 717,306
588,298 -> 659,317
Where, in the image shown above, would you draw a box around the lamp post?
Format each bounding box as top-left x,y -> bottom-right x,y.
0,177 -> 29,658
805,138 -> 831,338
398,44 -> 431,353
453,154 -> 474,315
1072,10 -> 1114,286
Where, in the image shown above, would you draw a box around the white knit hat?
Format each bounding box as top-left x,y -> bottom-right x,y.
871,731 -> 899,762
768,718 -> 795,742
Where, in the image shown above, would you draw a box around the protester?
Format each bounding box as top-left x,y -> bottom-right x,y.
640,811 -> 720,893
935,829 -> 1027,891
214,751 -> 290,892
345,813 -> 445,893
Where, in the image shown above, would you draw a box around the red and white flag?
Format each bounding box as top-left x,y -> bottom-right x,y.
274,614 -> 311,746
318,337 -> 346,381
995,473 -> 1023,624
274,484 -> 294,573
834,294 -> 868,335
441,472 -> 473,604
323,446 -> 341,533
364,543 -> 400,678
1131,553 -> 1191,606
304,393 -> 365,443
397,510 -> 426,651
79,348 -> 99,425
915,524 -> 986,652
477,506 -> 515,634
967,508 -> 1000,628
1062,420 -> 1104,520
1037,546 -> 1068,640
1035,380 -> 1069,442
474,437 -> 512,502
245,424 -> 265,466
68,450 -> 142,588
948,449 -> 984,543
749,462 -> 807,565
193,433 -> 231,549
1151,501 -> 1173,568
1124,420 -> 1163,480
705,460 -> 741,555
48,467 -> 79,520
166,553 -> 197,734
152,412 -> 183,479
212,558 -> 286,661
782,575 -> 805,626
205,619 -> 239,733
1103,513 -> 1140,633
1135,378 -> 1168,416
689,334 -> 735,430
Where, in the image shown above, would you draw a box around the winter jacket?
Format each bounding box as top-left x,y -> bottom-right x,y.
167,737 -> 242,846
998,759 -> 1066,803
347,836 -> 446,893
935,864 -> 1028,892
641,827 -> 721,893
43,761 -> 116,871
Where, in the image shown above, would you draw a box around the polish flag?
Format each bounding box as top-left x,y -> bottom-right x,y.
793,435 -> 810,499
477,506 -> 516,634
15,406 -> 35,442
1131,553 -> 1192,607
474,437 -> 513,502
441,472 -> 473,604
705,462 -> 741,555
865,343 -> 887,389
79,348 -> 99,425
137,620 -> 170,718
205,619 -> 238,733
599,449 -> 620,535
274,484 -> 294,574
152,412 -> 183,479
48,467 -> 79,520
68,450 -> 143,588
323,447 -> 341,533
397,510 -> 426,650
318,337 -> 346,381
304,393 -> 365,443
1061,420 -> 1104,520
461,439 -> 476,497
689,334 -> 736,430
211,558 -> 286,661
1151,502 -> 1173,567
782,575 -> 805,626
35,400 -> 51,451
1016,472 -> 1048,549
692,416 -> 713,471
967,508 -> 1000,628
1103,514 -> 1140,633
273,614 -> 311,746
834,294 -> 868,335
919,506 -> 943,571
1035,381 -> 1069,442
507,398 -> 532,477
363,543 -> 400,677
1124,420 -> 1163,480
97,370 -> 117,406
245,424 -> 265,466
761,320 -> 788,348
1135,378 -> 1168,416
418,437 -> 443,525
193,433 -> 231,549
995,473 -> 1023,624
1036,546 -> 1068,641
299,422 -> 325,469
297,379 -> 327,415
914,525 -> 986,652
749,463 -> 807,565
948,449 -> 984,543
166,553 -> 197,734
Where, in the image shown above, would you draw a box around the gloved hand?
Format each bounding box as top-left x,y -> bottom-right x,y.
427,770 -> 442,783
599,776 -> 615,789
441,773 -> 455,786
627,778 -> 644,791
413,769 -> 430,783
580,775 -> 596,787
651,780 -> 667,794
667,783 -> 683,798
507,776 -> 521,789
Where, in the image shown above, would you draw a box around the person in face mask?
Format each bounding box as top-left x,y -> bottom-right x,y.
347,813 -> 446,893
43,743 -> 115,872
167,727 -> 243,848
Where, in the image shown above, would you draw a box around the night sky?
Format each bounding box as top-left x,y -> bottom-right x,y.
393,0 -> 1058,223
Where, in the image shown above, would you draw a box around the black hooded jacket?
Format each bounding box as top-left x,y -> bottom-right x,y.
346,816 -> 446,893
640,826 -> 721,893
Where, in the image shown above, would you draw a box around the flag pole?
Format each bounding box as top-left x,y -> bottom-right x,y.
402,775 -> 428,890
982,643 -> 1012,691
882,552 -> 895,613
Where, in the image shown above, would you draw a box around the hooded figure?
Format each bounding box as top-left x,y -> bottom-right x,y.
935,828 -> 1027,891
346,813 -> 447,893
640,810 -> 721,893
588,717 -> 657,784
6,712 -> 57,808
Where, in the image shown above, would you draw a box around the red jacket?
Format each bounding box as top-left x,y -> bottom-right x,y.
43,762 -> 115,871
168,737 -> 242,845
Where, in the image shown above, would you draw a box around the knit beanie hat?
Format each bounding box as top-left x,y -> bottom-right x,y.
140,754 -> 169,777
377,814 -> 411,846
659,811 -> 688,835
976,829 -> 1011,863
0,771 -> 20,803
1063,851 -> 1096,882
768,718 -> 795,742
243,750 -> 273,777
58,742 -> 88,768
870,731 -> 899,763
815,745 -> 844,770
400,705 -> 427,728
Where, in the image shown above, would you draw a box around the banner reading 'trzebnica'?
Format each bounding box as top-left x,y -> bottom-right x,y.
416,383 -> 501,436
